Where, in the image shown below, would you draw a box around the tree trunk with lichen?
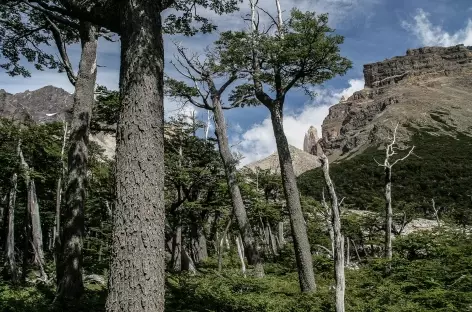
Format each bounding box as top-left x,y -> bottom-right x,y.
56,22 -> 98,308
269,102 -> 316,292
213,97 -> 264,277
3,173 -> 18,283
105,3 -> 166,311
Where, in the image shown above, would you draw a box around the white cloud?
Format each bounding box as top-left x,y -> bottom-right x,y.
402,9 -> 472,46
235,78 -> 364,166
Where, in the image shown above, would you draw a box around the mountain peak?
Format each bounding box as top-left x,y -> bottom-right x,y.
321,44 -> 472,161
0,85 -> 73,123
245,144 -> 320,176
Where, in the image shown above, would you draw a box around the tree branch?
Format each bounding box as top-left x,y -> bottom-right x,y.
44,16 -> 77,85
22,0 -> 80,30
217,73 -> 237,96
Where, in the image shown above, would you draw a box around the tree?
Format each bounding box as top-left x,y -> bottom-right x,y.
374,123 -> 415,272
165,42 -> 264,276
1,1 -> 103,304
164,115 -> 221,271
217,7 -> 352,292
56,21 -> 99,306
18,143 -> 48,281
1,131 -> 21,283
40,1 -> 241,310
317,144 -> 345,312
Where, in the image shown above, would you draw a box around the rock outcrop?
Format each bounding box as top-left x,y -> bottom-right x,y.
303,126 -> 320,154
245,145 -> 320,176
320,44 -> 472,160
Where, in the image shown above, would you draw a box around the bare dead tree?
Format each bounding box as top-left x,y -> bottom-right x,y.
218,216 -> 233,273
374,123 -> 415,272
18,145 -> 47,281
320,190 -> 335,258
277,221 -> 285,249
236,234 -> 247,277
53,120 -> 68,255
4,170 -> 19,283
317,143 -> 345,312
431,199 -> 442,228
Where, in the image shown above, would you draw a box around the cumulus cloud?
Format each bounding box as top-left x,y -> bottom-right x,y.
234,78 -> 364,166
402,9 -> 472,46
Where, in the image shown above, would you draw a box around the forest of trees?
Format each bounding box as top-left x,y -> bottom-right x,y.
1,0 -> 472,312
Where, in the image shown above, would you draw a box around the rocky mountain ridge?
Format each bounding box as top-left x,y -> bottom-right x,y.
316,44 -> 472,160
244,145 -> 320,176
0,86 -> 117,159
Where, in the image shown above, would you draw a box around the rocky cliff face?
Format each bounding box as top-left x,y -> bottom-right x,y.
0,86 -> 116,159
320,44 -> 472,160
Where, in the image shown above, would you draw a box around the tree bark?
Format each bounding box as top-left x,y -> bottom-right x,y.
269,103 -> 316,292
56,21 -> 98,306
3,173 -> 18,283
106,3 -> 165,311
319,152 -> 345,312
213,97 -> 264,276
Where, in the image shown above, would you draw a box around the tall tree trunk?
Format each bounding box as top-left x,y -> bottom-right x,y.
384,166 -> 392,271
209,211 -> 220,244
218,217 -> 232,272
53,178 -> 61,252
18,145 -> 47,280
171,220 -> 182,272
269,103 -> 315,292
54,121 -> 67,255
346,238 -> 350,266
56,22 -> 98,306
277,221 -> 285,249
190,220 -> 208,264
181,248 -> 196,275
319,152 -> 345,312
29,180 -> 47,280
213,97 -> 264,276
22,189 -> 30,283
106,3 -> 165,311
3,173 -> 18,283
0,194 -> 6,237
236,234 -> 246,277
267,222 -> 278,257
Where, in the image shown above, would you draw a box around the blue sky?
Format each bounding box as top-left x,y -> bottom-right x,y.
1,0 -> 471,164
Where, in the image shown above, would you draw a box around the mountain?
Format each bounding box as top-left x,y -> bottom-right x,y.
319,44 -> 472,161
244,145 -> 320,176
0,86 -> 73,123
298,44 -> 472,223
0,86 -> 116,159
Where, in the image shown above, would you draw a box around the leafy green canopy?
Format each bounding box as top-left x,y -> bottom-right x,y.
213,9 -> 352,107
0,0 -> 241,79
0,2 -> 74,77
